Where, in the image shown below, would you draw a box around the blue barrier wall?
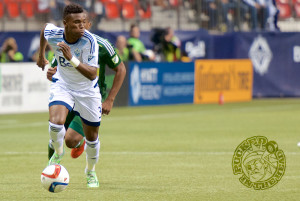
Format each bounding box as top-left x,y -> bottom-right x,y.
129,62 -> 194,106
2,30 -> 300,98
213,32 -> 300,97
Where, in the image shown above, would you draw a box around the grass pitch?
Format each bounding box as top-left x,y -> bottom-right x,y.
1,98 -> 300,201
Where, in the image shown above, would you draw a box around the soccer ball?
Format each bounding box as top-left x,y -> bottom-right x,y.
41,164 -> 69,193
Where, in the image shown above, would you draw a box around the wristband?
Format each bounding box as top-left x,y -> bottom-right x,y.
69,56 -> 80,68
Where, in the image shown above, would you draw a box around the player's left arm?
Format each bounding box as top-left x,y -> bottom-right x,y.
102,61 -> 126,115
57,41 -> 97,80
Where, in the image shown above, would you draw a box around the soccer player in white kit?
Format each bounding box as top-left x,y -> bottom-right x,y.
36,3 -> 101,188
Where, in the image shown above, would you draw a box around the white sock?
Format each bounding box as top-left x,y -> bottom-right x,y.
85,137 -> 100,172
49,121 -> 65,156
48,139 -> 54,149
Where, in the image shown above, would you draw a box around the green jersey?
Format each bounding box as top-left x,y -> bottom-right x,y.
127,37 -> 146,54
94,34 -> 121,100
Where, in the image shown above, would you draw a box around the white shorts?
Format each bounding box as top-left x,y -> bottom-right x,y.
49,83 -> 102,126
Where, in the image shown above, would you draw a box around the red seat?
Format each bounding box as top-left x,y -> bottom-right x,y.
20,0 -> 35,18
169,0 -> 179,7
276,0 -> 291,4
104,2 -> 120,19
101,0 -> 117,3
121,2 -> 136,19
295,3 -> 300,17
138,4 -> 151,19
277,3 -> 292,18
119,0 -> 138,4
0,1 -> 4,18
5,0 -> 20,18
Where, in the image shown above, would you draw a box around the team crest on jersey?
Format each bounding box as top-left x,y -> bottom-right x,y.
112,55 -> 119,64
232,136 -> 286,190
74,48 -> 80,58
88,55 -> 95,62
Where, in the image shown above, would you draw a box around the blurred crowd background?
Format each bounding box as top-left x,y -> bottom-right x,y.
0,0 -> 299,32
0,0 -> 299,63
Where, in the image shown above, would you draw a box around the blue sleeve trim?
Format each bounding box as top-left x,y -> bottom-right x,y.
49,101 -> 73,112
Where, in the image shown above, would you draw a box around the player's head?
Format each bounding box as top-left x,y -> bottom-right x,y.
83,10 -> 92,30
116,35 -> 127,49
164,27 -> 173,42
129,24 -> 140,38
63,3 -> 85,39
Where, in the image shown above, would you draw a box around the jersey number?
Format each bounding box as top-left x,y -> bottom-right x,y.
59,56 -> 73,67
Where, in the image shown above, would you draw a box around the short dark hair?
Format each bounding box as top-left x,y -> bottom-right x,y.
63,3 -> 83,19
130,24 -> 138,32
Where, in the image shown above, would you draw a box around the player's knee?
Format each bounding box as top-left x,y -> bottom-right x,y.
49,117 -> 65,125
84,126 -> 99,141
65,138 -> 77,148
85,132 -> 98,141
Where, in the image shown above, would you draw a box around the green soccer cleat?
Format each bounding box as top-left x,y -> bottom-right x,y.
86,170 -> 99,188
48,150 -> 64,166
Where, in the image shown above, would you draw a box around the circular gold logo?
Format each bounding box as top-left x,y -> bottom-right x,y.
232,136 -> 286,190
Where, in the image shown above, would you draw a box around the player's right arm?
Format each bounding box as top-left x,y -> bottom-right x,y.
57,41 -> 98,81
36,24 -> 49,71
47,66 -> 57,81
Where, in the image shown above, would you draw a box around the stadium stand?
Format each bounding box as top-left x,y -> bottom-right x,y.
0,0 -> 299,31
6,0 -> 20,18
0,1 -> 4,18
295,2 -> 300,18
138,3 -> 152,19
20,0 -> 36,18
104,1 -> 120,19
121,1 -> 136,19
277,2 -> 292,19
277,0 -> 290,3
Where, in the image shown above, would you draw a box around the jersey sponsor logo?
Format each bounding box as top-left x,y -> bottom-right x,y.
58,56 -> 72,67
249,35 -> 272,76
112,55 -> 119,64
88,55 -> 95,62
232,136 -> 286,190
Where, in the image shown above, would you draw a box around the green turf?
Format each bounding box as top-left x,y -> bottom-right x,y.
1,98 -> 300,201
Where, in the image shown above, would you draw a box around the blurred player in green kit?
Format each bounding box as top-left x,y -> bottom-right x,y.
47,12 -> 126,161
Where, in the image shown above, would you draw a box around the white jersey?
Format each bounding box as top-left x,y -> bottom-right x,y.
44,23 -> 99,91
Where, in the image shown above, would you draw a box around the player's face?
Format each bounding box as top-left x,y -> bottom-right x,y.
84,13 -> 92,30
64,13 -> 86,39
131,27 -> 140,38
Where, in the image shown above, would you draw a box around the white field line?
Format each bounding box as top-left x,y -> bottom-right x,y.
1,151 -> 300,156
